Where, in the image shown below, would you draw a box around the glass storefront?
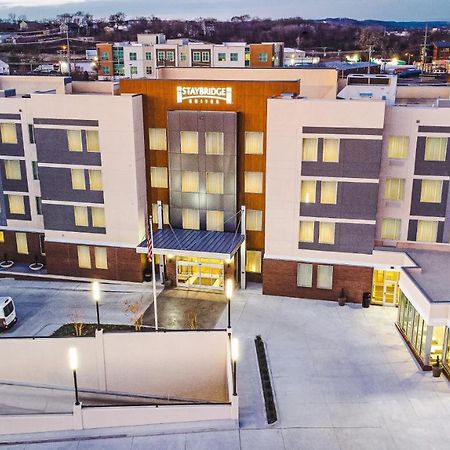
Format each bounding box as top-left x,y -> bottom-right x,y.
176,256 -> 226,291
372,269 -> 400,306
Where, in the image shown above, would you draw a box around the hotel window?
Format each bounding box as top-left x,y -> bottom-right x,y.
300,180 -> 316,203
299,220 -> 314,243
166,51 -> 175,62
152,203 -> 170,225
150,167 -> 168,188
416,220 -> 438,242
101,51 -> 109,60
205,132 -> 224,155
88,170 -> 103,191
0,231 -> 4,242
384,177 -> 405,201
317,265 -> 333,290
92,207 -> 106,228
130,66 -> 138,75
318,222 -> 335,244
297,263 -> 313,288
0,123 -> 17,144
320,181 -> 338,204
8,195 -> 25,215
67,130 -> 82,152
149,128 -> 167,150
182,208 -> 200,230
86,130 -> 100,153
102,66 -> 110,75
420,179 -> 443,203
129,52 -> 137,61
425,137 -> 447,161
258,52 -> 268,62
32,161 -> 39,180
388,136 -> 409,159
95,247 -> 108,270
246,209 -> 263,231
302,138 -> 318,161
381,218 -> 401,240
15,232 -> 28,255
323,139 -> 339,162
192,51 -> 201,62
245,132 -> 264,154
4,160 -> 21,180
36,197 -> 42,215
218,53 -> 226,61
71,169 -> 86,190
181,171 -> 199,193
202,51 -> 210,62
77,245 -> 91,269
146,67 -> 152,75
245,171 -> 263,194
206,172 -> 224,194
145,52 -> 152,60
246,250 -> 262,273
207,210 -> 224,231
74,206 -> 88,227
180,131 -> 198,154
230,53 -> 239,61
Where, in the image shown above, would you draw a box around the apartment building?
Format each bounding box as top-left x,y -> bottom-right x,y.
0,76 -> 147,282
97,34 -> 284,80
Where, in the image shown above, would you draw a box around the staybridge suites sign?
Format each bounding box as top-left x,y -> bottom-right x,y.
176,86 -> 233,105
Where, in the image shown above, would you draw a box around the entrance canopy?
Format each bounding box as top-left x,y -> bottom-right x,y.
136,228 -> 244,261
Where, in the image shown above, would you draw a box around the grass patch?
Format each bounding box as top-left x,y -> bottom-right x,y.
52,323 -> 142,337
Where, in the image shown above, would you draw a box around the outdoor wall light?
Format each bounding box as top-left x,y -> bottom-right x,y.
68,347 -> 80,405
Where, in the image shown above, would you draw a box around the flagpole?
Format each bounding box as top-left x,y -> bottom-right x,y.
149,215 -> 158,331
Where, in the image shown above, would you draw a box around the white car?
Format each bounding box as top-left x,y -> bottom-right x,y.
0,297 -> 17,330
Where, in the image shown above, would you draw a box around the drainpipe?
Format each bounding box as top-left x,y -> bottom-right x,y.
240,205 -> 246,289
157,200 -> 165,285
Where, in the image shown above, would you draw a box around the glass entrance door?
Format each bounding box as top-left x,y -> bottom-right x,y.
372,269 -> 400,306
176,257 -> 224,291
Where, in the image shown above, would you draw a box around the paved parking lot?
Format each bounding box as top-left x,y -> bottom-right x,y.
1,282 -> 450,449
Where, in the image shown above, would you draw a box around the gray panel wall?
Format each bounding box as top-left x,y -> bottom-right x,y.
0,160 -> 28,193
298,222 -> 375,254
167,110 -> 237,232
0,124 -> 24,157
301,139 -> 382,179
42,203 -> 106,234
414,137 -> 450,176
410,179 -> 448,217
39,167 -> 103,204
35,128 -> 101,166
300,182 -> 379,220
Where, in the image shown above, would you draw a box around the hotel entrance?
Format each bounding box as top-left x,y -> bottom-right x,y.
176,257 -> 225,291
372,269 -> 400,306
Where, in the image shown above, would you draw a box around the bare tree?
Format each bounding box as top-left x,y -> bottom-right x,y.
70,309 -> 84,336
125,298 -> 145,331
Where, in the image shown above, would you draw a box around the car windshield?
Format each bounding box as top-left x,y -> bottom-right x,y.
3,301 -> 13,317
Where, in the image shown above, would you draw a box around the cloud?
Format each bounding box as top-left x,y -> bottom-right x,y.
0,0 -> 86,8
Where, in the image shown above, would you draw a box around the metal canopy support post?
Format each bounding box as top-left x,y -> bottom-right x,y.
157,201 -> 165,285
240,205 -> 246,289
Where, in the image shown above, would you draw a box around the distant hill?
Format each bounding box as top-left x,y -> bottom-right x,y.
319,18 -> 450,29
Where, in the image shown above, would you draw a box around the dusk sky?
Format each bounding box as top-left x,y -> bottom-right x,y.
0,0 -> 449,21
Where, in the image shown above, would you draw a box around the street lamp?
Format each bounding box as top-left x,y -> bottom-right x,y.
92,281 -> 101,330
225,279 -> 234,330
231,338 -> 239,396
68,347 -> 80,405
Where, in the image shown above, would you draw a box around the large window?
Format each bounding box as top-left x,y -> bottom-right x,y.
182,208 -> 200,230
302,138 -> 318,161
205,132 -> 224,155
246,250 -> 262,273
218,52 -> 226,61
149,128 -> 167,151
202,51 -> 210,62
67,130 -> 82,152
300,180 -> 316,203
86,130 -> 100,153
420,179 -> 443,203
318,222 -> 335,244
129,52 -> 137,61
416,220 -> 438,242
244,171 -> 263,194
206,172 -> 224,194
71,169 -> 86,190
92,207 -> 106,228
152,203 -> 170,225
4,160 -> 21,180
192,51 -> 201,62
258,52 -> 268,62
246,209 -> 263,231
323,139 -> 339,162
88,170 -> 103,191
299,220 -> 314,243
230,53 -> 239,61
181,171 -> 199,193
384,177 -> 405,201
388,136 -> 409,159
150,167 -> 168,188
180,131 -> 198,154
145,52 -> 152,60
297,263 -> 313,287
94,247 -> 108,270
1,123 -> 17,144
317,265 -> 333,290
74,206 -> 88,226
381,218 -> 401,240
245,132 -> 264,154
77,245 -> 91,269
320,181 -> 337,204
8,194 -> 25,215
15,232 -> 28,254
425,137 -> 447,161
206,210 -> 224,231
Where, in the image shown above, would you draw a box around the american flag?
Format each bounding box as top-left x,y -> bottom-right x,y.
146,218 -> 153,263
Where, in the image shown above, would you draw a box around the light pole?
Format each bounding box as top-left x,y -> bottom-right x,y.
225,278 -> 233,330
92,281 -> 101,330
69,347 -> 79,405
231,338 -> 239,397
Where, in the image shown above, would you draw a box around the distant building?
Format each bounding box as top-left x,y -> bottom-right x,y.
0,60 -> 10,75
430,41 -> 450,73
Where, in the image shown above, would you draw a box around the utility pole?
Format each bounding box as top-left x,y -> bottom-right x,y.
66,24 -> 71,75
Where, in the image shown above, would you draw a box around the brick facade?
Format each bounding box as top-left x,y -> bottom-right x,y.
263,258 -> 373,303
0,231 -> 44,264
